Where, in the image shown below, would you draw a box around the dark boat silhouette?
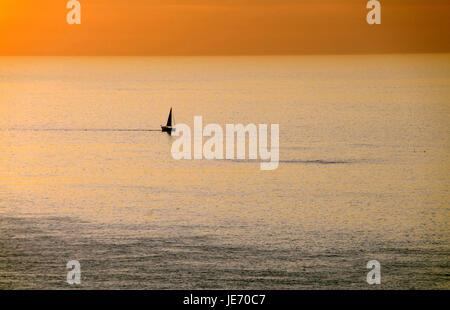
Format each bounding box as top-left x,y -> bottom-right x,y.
161,107 -> 175,135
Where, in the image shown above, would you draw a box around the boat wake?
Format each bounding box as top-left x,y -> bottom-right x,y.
226,159 -> 361,165
3,128 -> 161,132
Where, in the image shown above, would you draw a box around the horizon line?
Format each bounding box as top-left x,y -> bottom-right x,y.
1,51 -> 449,57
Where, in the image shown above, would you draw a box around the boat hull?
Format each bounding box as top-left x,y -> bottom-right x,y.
161,126 -> 174,135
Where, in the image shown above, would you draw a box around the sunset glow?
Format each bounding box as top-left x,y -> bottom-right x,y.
0,0 -> 449,55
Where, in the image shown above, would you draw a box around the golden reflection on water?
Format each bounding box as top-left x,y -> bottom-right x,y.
0,55 -> 449,289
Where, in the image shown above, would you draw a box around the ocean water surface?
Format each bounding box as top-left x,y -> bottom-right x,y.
0,55 -> 449,289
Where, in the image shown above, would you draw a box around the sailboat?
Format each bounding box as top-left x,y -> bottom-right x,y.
161,107 -> 175,135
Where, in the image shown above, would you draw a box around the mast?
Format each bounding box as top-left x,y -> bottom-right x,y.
166,108 -> 173,127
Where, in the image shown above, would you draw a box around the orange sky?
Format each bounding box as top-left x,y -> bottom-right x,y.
0,0 -> 449,55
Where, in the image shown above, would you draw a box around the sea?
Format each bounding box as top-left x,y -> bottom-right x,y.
0,55 -> 448,289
